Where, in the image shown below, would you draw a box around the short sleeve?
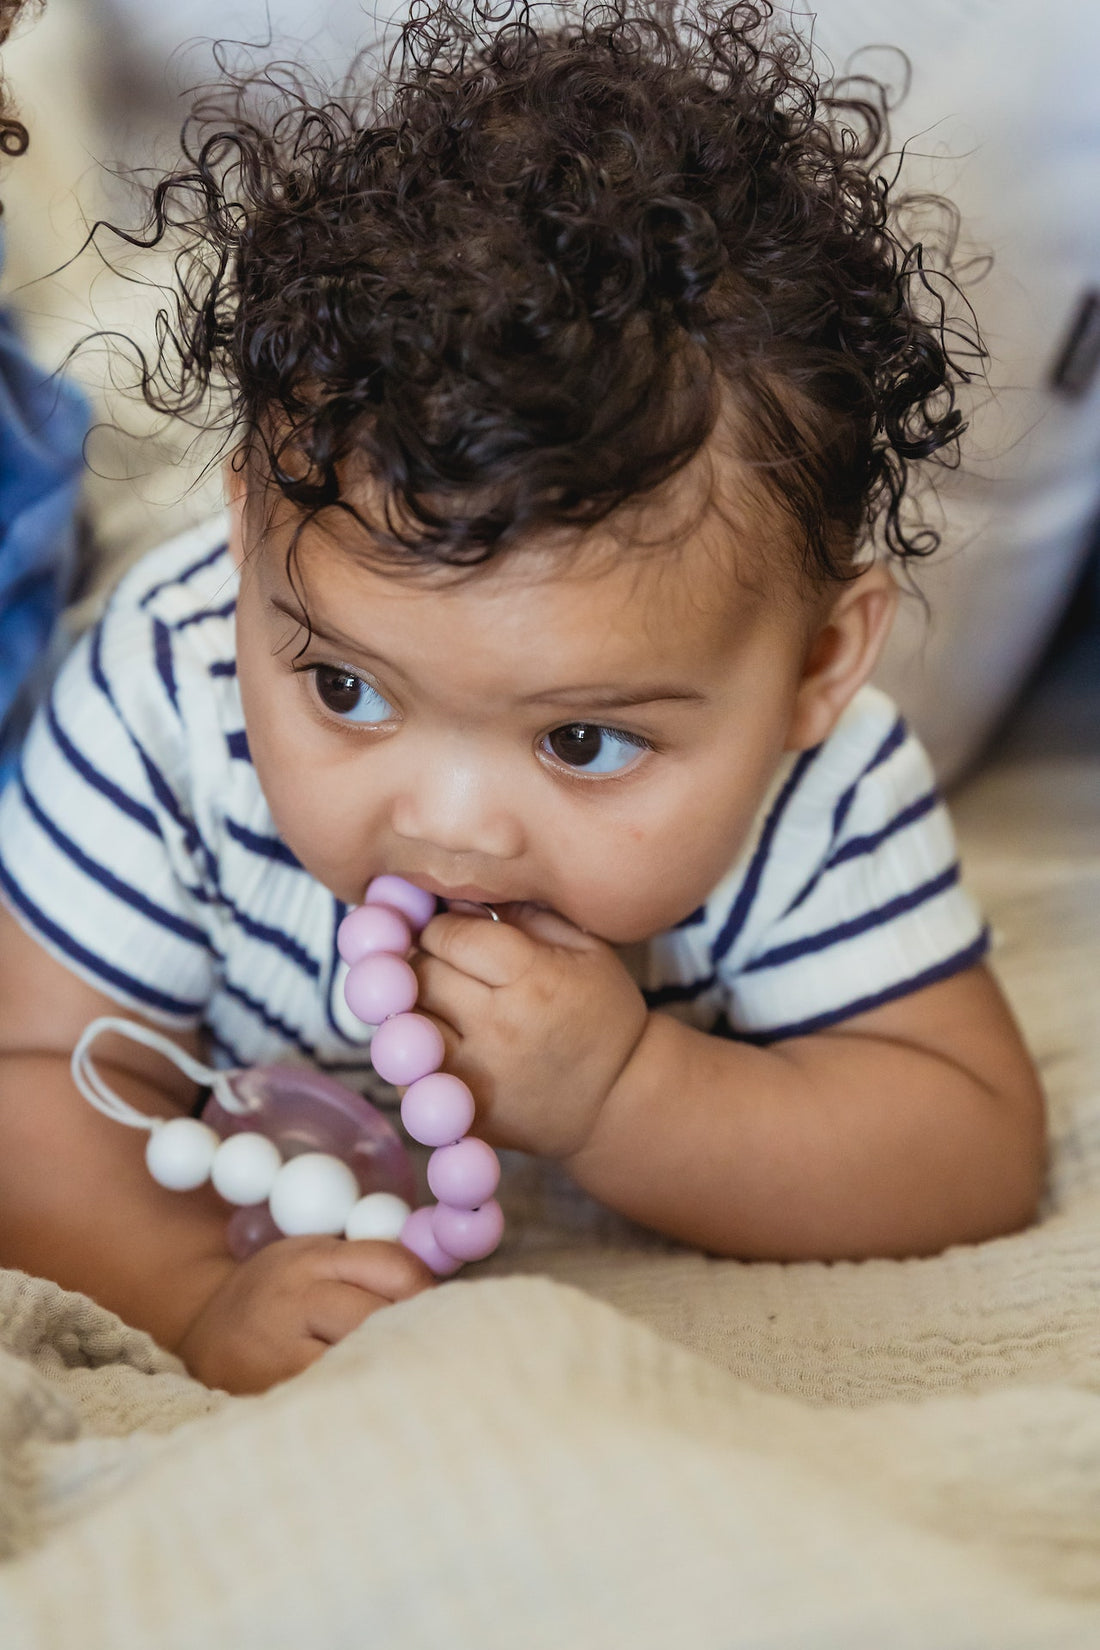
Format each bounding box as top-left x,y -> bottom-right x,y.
0,602 -> 218,1025
717,698 -> 989,1042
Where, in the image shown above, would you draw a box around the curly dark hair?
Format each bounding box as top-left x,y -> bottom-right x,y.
109,0 -> 977,579
0,0 -> 37,164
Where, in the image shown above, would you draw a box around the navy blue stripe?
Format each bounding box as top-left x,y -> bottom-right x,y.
0,858 -> 205,1017
644,974 -> 717,1008
18,778 -> 210,947
224,817 -> 301,867
226,730 -> 250,762
90,624 -> 188,833
89,617 -> 113,704
830,716 -> 906,841
222,894 -> 320,979
783,788 -> 940,920
140,541 -> 228,608
711,748 -> 818,967
221,978 -> 320,1060
153,619 -> 178,711
136,749 -> 218,883
173,597 -> 236,631
216,981 -> 375,1077
827,791 -> 938,871
735,929 -> 991,1043
673,904 -> 707,929
743,863 -> 961,974
90,625 -> 221,888
204,1026 -> 247,1069
45,699 -> 159,837
209,659 -> 237,677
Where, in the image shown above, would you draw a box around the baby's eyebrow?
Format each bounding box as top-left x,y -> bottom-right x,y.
268,595 -> 704,709
268,596 -> 378,661
520,684 -> 706,710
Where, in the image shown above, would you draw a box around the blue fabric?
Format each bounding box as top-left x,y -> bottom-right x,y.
0,309 -> 88,789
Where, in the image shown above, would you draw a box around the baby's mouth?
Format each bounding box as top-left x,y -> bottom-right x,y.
374,873 -> 561,925
444,897 -> 504,922
445,896 -> 554,922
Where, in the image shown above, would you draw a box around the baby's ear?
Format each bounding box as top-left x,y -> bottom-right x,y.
785,564 -> 898,751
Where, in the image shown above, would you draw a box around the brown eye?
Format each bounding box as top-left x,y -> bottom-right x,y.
312,667 -> 392,723
546,724 -> 601,766
541,722 -> 647,774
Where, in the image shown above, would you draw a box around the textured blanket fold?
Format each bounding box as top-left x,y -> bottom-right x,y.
4,1274 -> 1100,1648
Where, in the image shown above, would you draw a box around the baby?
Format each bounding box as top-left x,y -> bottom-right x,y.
0,0 -> 1045,1392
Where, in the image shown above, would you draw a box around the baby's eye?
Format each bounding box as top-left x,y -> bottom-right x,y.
312,666 -> 393,725
541,722 -> 649,775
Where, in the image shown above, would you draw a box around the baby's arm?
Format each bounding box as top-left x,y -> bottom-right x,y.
568,961 -> 1045,1258
415,909 -> 1045,1259
0,906 -> 430,1391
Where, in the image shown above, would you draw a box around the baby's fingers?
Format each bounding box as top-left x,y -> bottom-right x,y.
330,1238 -> 436,1303
418,910 -> 536,985
498,901 -> 594,950
305,1279 -> 390,1346
412,951 -> 490,1033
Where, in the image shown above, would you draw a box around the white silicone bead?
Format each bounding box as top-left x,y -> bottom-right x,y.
145,1117 -> 220,1192
344,1192 -> 413,1243
268,1153 -> 360,1237
210,1132 -> 283,1206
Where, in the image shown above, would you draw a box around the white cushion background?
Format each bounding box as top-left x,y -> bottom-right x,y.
3,0 -> 1097,780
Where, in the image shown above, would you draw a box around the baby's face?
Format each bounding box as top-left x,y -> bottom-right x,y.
233,484 -> 826,944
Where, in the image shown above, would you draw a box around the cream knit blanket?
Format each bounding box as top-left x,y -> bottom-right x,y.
0,683 -> 1098,1646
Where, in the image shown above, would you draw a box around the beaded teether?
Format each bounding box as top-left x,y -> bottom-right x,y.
71,876 -> 503,1278
338,875 -> 504,1277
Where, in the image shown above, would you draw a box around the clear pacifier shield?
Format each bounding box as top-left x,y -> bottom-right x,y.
202,1064 -> 417,1259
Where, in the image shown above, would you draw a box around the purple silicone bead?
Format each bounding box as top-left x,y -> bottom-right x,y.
400,1073 -> 476,1147
337,903 -> 412,965
400,1204 -> 462,1277
427,1137 -> 501,1209
365,876 -> 437,935
344,953 -> 419,1025
431,1199 -> 504,1263
370,1012 -> 445,1086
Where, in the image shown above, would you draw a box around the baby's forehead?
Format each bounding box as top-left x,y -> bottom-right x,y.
248,505 -> 816,712
249,422 -> 811,619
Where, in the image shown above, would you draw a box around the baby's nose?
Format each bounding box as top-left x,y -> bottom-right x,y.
390,754 -> 523,860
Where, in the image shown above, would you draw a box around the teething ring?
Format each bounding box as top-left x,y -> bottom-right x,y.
338,876 -> 505,1275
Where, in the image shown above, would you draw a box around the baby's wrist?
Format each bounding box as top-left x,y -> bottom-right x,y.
169,1254 -> 239,1359
565,1007 -> 669,1173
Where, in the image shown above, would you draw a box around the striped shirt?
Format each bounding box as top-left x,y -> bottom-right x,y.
0,518 -> 988,1107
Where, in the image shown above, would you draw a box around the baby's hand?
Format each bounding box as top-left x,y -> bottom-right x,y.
176,1236 -> 433,1394
413,906 -> 648,1159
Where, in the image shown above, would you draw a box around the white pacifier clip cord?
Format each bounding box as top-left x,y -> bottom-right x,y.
71,1015 -> 243,1128
69,1016 -> 413,1240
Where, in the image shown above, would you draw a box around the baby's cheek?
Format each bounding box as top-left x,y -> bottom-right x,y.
259,782 -> 362,901
566,859 -> 691,946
